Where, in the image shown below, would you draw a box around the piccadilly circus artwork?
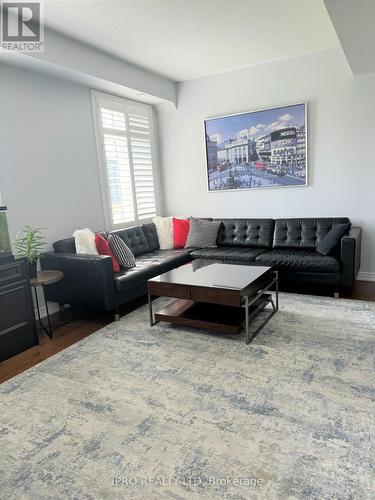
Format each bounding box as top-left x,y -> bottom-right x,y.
204,102 -> 307,192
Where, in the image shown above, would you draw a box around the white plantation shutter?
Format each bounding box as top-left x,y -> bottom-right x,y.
128,109 -> 156,220
92,92 -> 158,228
103,133 -> 135,224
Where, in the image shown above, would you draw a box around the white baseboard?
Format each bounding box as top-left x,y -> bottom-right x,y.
35,305 -> 47,319
357,272 -> 375,282
34,303 -> 61,320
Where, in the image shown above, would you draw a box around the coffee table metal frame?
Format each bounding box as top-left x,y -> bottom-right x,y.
242,270 -> 278,344
148,268 -> 279,345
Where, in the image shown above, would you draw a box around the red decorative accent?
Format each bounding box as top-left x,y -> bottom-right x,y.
95,234 -> 120,273
173,218 -> 190,249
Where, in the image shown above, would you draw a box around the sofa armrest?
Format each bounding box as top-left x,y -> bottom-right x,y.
40,252 -> 116,310
340,227 -> 362,288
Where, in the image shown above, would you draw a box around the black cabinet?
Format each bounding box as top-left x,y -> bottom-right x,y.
0,258 -> 38,362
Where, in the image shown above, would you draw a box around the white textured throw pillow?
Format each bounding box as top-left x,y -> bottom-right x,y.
152,216 -> 174,249
73,228 -> 99,255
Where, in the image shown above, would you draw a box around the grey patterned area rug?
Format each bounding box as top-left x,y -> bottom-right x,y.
1,293 -> 375,500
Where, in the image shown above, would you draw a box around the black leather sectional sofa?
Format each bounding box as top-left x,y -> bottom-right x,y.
40,217 -> 362,315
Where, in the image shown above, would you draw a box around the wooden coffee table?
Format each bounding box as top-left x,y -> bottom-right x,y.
147,261 -> 278,344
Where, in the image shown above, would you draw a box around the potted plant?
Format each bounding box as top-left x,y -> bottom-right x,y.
14,225 -> 46,278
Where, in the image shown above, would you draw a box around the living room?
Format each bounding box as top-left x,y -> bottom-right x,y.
0,0 -> 374,498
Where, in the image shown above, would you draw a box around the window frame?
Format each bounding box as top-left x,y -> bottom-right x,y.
91,90 -> 161,230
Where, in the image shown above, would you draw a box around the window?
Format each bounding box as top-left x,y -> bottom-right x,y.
92,91 -> 159,228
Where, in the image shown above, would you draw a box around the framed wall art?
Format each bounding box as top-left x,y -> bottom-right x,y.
204,102 -> 307,191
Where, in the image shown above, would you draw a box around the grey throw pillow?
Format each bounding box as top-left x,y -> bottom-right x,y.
185,218 -> 221,248
316,223 -> 351,256
108,234 -> 136,269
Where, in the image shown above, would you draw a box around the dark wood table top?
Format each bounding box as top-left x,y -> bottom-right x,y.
148,262 -> 272,293
30,270 -> 64,287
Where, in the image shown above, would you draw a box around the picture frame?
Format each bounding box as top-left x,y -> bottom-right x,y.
204,102 -> 308,192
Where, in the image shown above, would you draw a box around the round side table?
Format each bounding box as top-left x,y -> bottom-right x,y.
31,270 -> 64,338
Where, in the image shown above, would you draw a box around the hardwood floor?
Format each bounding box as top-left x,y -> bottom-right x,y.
0,318 -> 107,384
352,280 -> 375,301
0,295 -> 147,384
1,282 -> 374,385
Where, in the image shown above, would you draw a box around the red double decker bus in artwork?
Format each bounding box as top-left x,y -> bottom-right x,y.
255,160 -> 266,171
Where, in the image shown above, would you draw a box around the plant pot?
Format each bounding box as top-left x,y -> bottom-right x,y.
28,261 -> 38,279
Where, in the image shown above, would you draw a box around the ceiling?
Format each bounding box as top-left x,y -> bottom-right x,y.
44,0 -> 340,82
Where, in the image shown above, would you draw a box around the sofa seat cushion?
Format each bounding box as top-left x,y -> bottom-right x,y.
115,259 -> 161,292
114,250 -> 191,292
190,247 -> 266,262
255,249 -> 340,273
154,249 -> 191,272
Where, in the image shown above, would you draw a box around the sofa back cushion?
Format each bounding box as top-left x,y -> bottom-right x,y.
53,230 -> 109,254
142,223 -> 160,252
110,226 -> 151,257
214,219 -> 275,248
273,218 -> 350,250
53,238 -> 76,253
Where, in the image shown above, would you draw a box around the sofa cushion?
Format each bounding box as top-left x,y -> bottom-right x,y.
142,223 -> 160,252
53,231 -> 108,254
155,249 -> 191,272
185,218 -> 221,248
317,223 -> 351,256
152,216 -> 174,249
214,219 -> 275,248
108,234 -> 136,269
173,218 -> 190,249
110,226 -> 151,257
273,218 -> 350,250
95,233 -> 120,272
53,237 -> 76,254
190,247 -> 266,263
255,249 -> 340,273
114,250 -> 191,292
73,228 -> 98,255
115,263 -> 161,292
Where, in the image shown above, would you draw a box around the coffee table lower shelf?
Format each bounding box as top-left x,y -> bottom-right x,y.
154,294 -> 271,334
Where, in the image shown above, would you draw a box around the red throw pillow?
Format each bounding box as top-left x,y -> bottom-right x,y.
173,218 -> 190,249
95,234 -> 120,273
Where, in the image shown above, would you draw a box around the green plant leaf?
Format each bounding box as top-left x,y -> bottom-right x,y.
14,224 -> 47,263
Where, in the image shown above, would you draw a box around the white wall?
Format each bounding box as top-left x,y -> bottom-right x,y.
325,0 -> 375,76
0,63 -> 105,246
158,48 -> 375,276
